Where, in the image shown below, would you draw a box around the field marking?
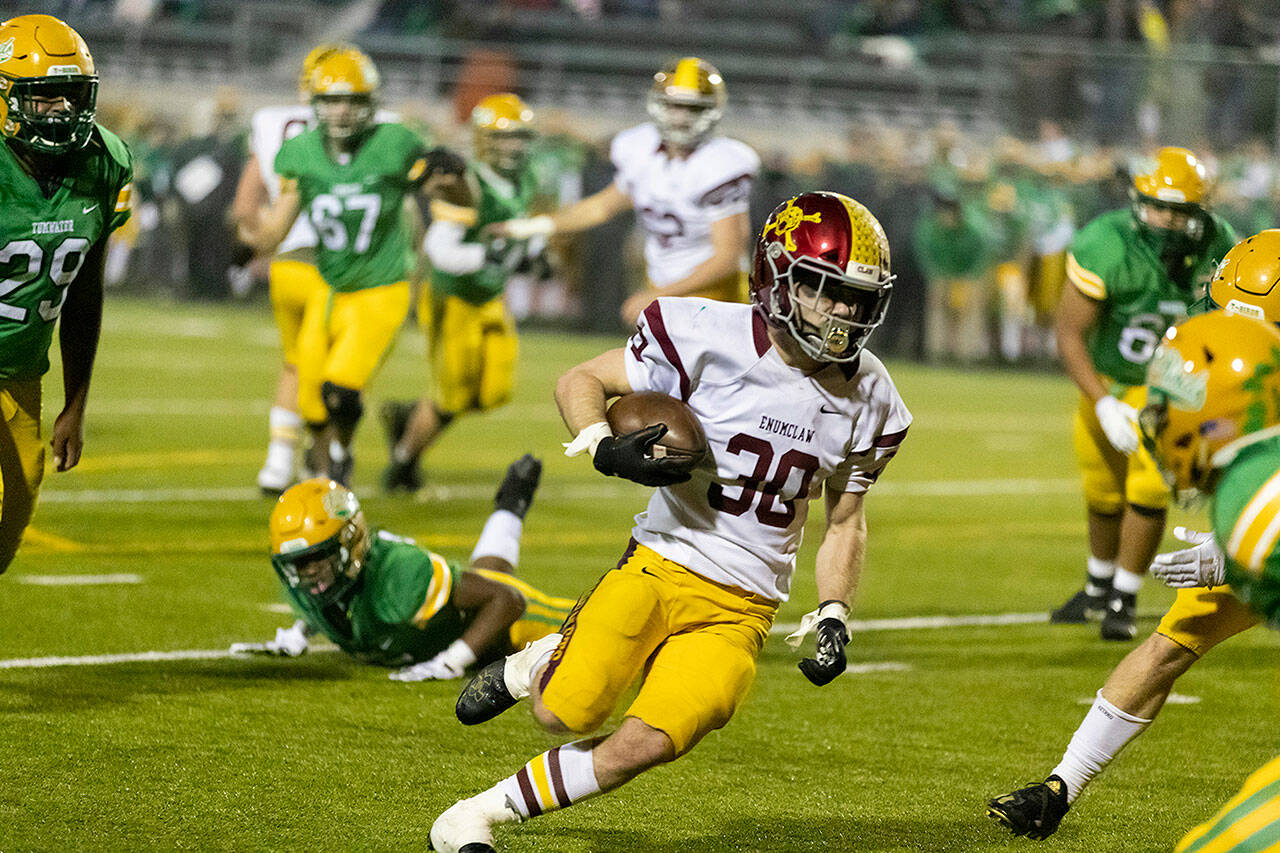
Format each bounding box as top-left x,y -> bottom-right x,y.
845,661 -> 912,674
772,611 -> 1051,635
17,573 -> 142,586
0,646 -> 342,670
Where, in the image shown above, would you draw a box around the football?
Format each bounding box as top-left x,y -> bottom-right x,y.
606,391 -> 709,464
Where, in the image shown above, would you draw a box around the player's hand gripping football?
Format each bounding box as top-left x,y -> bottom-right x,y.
1149,527 -> 1226,588
420,146 -> 467,193
229,621 -> 309,658
798,601 -> 850,687
593,424 -> 693,487
1094,395 -> 1139,455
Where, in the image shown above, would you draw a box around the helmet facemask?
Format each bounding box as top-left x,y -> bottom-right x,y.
271,508 -> 369,608
481,128 -> 534,178
760,241 -> 893,363
647,91 -> 721,150
2,75 -> 97,155
1132,193 -> 1207,259
313,93 -> 374,144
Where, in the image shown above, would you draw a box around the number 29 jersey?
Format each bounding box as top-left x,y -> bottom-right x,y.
623,298 -> 911,601
0,127 -> 132,381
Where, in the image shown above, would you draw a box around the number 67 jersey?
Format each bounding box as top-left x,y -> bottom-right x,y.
624,297 -> 911,601
0,126 -> 131,380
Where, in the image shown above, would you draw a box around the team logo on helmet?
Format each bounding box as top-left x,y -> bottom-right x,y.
0,39 -> 13,64
763,199 -> 822,253
321,487 -> 357,520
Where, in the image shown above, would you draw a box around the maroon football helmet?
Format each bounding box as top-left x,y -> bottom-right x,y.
751,191 -> 894,363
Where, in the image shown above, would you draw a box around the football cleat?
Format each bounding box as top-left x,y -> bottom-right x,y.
1100,592 -> 1138,641
379,401 -> 422,494
1049,589 -> 1108,624
456,632 -> 561,726
987,775 -> 1070,840
381,458 -> 422,494
494,454 -> 541,519
328,452 -> 353,488
256,459 -> 294,496
430,787 -> 520,853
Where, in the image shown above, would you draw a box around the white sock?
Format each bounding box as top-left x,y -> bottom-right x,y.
1112,568 -> 1143,595
267,408 -> 301,462
470,510 -> 523,567
498,739 -> 603,818
329,439 -> 349,462
1051,691 -> 1152,803
1086,557 -> 1116,597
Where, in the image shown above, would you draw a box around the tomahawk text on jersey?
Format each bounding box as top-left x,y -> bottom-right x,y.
623,298 -> 910,600
0,127 -> 132,381
610,123 -> 758,288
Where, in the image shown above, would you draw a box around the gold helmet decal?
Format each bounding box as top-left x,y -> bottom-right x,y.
1210,230 -> 1280,324
0,14 -> 98,154
647,56 -> 726,149
762,198 -> 821,253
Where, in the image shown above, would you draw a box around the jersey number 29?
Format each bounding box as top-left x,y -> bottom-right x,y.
0,237 -> 90,323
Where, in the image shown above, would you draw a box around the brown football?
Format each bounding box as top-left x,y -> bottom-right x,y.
606,391 -> 708,464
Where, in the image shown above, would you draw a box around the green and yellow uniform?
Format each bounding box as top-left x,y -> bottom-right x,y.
0,128 -> 131,565
422,162 -> 536,415
274,122 -> 433,423
285,530 -> 573,667
1067,209 -> 1237,513
1175,755 -> 1280,853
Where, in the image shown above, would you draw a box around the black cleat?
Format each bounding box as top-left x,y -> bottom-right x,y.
381,458 -> 423,494
456,659 -> 517,726
494,454 -> 542,519
380,400 -> 416,448
459,846 -> 496,853
1100,591 -> 1138,641
987,775 -> 1070,840
328,453 -> 353,488
1049,589 -> 1108,624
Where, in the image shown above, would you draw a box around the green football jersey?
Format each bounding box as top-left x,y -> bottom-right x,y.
1068,209 -> 1237,388
429,161 -> 538,305
274,122 -> 432,293
284,530 -> 473,666
0,128 -> 132,381
1212,434 -> 1280,625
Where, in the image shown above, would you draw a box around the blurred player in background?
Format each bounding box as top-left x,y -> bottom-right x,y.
491,57 -> 758,326
242,49 -> 465,486
380,94 -> 543,494
429,192 -> 909,853
988,308 -> 1280,841
1051,147 -> 1236,640
0,14 -> 132,573
232,454 -> 574,679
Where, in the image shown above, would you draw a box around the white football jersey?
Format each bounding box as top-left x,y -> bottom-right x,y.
250,105 -> 401,256
623,298 -> 911,601
610,123 -> 759,288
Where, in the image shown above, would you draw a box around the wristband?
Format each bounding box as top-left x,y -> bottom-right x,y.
817,600 -> 850,624
562,421 -> 613,459
442,638 -> 478,671
505,215 -> 555,240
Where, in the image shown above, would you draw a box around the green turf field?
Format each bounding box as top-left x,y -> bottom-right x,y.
0,297 -> 1274,852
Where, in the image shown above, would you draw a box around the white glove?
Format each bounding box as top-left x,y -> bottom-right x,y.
1149,527 -> 1226,588
502,215 -> 555,241
388,639 -> 477,682
1095,395 -> 1139,455
229,620 -> 309,657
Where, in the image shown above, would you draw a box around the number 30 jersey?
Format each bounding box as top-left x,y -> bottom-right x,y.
0,127 -> 132,381
610,123 -> 759,288
274,122 -> 432,293
623,298 -> 911,601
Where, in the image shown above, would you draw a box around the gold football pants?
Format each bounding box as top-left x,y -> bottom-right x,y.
1073,385 -> 1170,514
421,289 -> 518,417
1157,585 -> 1260,657
269,258 -> 327,367
0,379 -> 43,572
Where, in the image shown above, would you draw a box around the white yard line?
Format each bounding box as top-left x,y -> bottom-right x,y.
17,574 -> 142,586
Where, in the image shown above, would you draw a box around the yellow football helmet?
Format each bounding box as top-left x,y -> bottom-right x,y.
0,14 -> 97,155
472,93 -> 534,177
1208,230 -> 1280,324
647,57 -> 726,149
1131,146 -> 1210,254
298,42 -> 357,100
309,49 -> 379,142
269,478 -> 371,605
1140,312 -> 1280,499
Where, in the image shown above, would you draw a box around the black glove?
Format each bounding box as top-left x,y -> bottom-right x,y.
424,146 -> 467,180
798,614 -> 849,687
593,424 -> 693,487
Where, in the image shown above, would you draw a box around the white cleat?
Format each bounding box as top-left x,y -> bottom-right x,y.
430,787 -> 521,853
256,458 -> 294,495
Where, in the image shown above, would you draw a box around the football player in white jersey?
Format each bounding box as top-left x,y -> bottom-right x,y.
232,43 -> 399,494
429,192 -> 910,853
493,57 -> 759,325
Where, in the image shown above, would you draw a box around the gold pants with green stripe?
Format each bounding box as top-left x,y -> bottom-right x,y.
471,568 -> 575,650
1176,754 -> 1280,852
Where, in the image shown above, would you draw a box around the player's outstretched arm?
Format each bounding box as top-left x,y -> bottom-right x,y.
493,182 -> 631,241
391,571 -> 525,682
797,489 -> 865,686
52,240 -> 107,472
230,619 -> 311,657
243,179 -> 302,256
230,152 -> 269,246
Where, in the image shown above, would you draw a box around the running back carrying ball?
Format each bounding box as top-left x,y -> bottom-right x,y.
606,391 -> 708,463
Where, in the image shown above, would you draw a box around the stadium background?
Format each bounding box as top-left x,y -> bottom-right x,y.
1,2 -> 1278,851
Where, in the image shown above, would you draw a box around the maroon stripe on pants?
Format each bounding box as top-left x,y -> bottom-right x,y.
548,747 -> 570,807
515,766 -> 542,817
539,539 -> 637,693
642,301 -> 691,401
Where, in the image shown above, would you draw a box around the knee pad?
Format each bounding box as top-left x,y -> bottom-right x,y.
321,382 -> 364,430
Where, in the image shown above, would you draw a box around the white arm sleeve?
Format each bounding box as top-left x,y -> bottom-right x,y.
424,220 -> 486,275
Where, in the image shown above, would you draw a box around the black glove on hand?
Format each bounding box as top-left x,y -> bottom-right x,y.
593,424 -> 693,487
425,146 -> 467,180
798,616 -> 849,686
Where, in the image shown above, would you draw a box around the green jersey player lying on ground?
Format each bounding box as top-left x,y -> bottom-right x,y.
231,454 -> 574,681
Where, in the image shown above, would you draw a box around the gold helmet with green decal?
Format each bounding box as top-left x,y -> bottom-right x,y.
269,478 -> 371,606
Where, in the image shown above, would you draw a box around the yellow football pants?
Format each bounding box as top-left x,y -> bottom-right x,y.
0,380 -> 43,573
422,289 -> 518,417
1073,385 -> 1170,514
539,541 -> 776,756
269,258 -> 327,367
1176,754 -> 1280,852
1156,585 -> 1260,658
296,281 -> 411,424
471,568 -> 577,651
